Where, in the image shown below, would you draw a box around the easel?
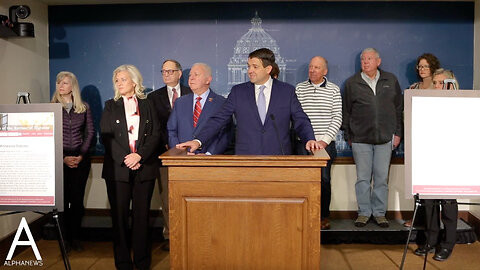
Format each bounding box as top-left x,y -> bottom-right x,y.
399,194 -> 424,270
400,194 -> 480,270
0,210 -> 71,270
3,95 -> 71,269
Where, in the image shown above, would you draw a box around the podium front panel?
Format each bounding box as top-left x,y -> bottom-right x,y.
162,150 -> 328,270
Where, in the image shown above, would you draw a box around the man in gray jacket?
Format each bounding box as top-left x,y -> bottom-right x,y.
342,48 -> 403,228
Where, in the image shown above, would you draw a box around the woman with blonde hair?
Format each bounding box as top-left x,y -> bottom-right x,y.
432,68 -> 459,90
100,64 -> 160,270
51,71 -> 95,251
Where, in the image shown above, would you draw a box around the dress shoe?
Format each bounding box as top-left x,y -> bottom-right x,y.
414,245 -> 435,256
321,219 -> 331,230
433,248 -> 452,261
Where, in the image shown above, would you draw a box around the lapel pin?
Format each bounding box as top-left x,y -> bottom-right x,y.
116,120 -> 120,123
208,98 -> 213,102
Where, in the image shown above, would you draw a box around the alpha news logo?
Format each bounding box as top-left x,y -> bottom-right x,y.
3,217 -> 43,267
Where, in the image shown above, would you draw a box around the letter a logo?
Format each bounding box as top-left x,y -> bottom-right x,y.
6,217 -> 42,260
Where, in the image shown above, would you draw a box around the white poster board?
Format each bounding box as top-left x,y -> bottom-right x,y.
0,104 -> 63,211
405,90 -> 480,199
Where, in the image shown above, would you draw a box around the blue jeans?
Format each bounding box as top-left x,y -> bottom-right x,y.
352,142 -> 392,217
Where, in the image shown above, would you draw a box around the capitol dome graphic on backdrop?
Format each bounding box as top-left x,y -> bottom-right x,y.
228,12 -> 287,88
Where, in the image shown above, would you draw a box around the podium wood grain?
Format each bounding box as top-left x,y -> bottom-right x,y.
161,149 -> 329,270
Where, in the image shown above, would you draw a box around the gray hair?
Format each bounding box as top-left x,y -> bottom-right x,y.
311,56 -> 329,69
360,48 -> 380,59
192,63 -> 212,77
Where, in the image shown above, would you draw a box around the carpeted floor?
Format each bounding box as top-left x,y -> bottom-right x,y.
8,240 -> 480,269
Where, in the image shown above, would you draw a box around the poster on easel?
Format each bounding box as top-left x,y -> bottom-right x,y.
404,89 -> 480,199
0,103 -> 63,211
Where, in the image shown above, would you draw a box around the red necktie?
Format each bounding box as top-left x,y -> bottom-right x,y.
193,97 -> 202,127
171,88 -> 178,107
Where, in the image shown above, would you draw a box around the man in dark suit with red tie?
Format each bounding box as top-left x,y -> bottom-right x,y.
147,59 -> 191,249
177,48 -> 321,154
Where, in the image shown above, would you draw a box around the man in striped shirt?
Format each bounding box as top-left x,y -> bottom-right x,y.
295,56 -> 342,230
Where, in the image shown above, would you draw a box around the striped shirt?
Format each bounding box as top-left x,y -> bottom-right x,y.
295,77 -> 342,145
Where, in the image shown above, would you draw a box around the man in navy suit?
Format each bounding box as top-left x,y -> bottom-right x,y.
147,59 -> 191,249
177,48 -> 321,155
167,63 -> 231,154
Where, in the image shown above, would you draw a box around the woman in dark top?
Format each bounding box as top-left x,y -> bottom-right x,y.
100,64 -> 160,270
51,71 -> 95,251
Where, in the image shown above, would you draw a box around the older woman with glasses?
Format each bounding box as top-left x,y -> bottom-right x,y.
409,53 -> 441,89
404,53 -> 442,229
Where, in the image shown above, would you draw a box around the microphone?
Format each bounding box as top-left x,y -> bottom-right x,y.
443,79 -> 457,90
270,114 -> 285,155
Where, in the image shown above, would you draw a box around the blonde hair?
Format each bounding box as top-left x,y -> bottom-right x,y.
433,68 -> 459,90
51,71 -> 86,113
112,64 -> 146,101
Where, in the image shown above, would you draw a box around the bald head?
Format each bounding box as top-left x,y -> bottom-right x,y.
308,56 -> 328,84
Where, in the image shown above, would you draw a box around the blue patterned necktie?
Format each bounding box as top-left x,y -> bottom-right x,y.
257,85 -> 266,124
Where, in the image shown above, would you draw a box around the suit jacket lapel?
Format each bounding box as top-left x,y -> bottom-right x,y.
114,98 -> 130,152
247,83 -> 264,126
185,96 -> 195,128
195,91 -> 214,130
180,85 -> 191,96
265,80 -> 278,125
159,87 -> 172,111
137,99 -> 147,146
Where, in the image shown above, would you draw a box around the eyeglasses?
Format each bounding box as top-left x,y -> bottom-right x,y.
416,65 -> 430,70
161,69 -> 180,75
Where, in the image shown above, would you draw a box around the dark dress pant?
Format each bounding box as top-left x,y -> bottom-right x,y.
62,155 -> 90,242
424,199 -> 458,251
106,173 -> 155,270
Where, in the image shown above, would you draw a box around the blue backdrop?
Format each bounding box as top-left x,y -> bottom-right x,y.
48,1 -> 474,156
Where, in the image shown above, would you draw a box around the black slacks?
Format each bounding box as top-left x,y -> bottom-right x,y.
62,156 -> 90,242
424,199 -> 458,251
320,142 -> 336,218
106,175 -> 155,270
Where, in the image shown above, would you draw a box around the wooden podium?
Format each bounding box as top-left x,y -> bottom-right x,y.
161,148 -> 329,270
